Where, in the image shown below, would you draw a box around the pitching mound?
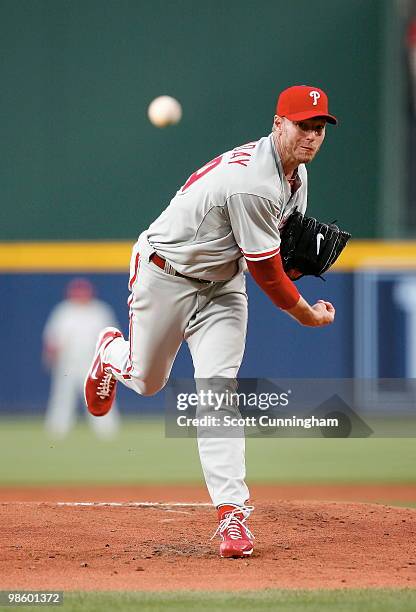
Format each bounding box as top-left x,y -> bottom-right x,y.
1,499 -> 415,591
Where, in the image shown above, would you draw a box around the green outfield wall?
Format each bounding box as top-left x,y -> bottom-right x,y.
1,0 -> 386,240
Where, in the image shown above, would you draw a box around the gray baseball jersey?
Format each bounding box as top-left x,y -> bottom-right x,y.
103,132 -> 309,509
145,133 -> 308,281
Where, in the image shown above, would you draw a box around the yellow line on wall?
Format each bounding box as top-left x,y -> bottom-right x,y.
0,240 -> 416,272
335,240 -> 416,270
0,242 -> 133,272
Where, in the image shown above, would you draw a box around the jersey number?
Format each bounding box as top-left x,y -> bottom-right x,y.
180,155 -> 223,192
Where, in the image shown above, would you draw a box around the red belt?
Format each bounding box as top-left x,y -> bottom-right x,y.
150,253 -> 212,284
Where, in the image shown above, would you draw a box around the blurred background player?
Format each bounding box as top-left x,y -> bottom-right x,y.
43,278 -> 120,439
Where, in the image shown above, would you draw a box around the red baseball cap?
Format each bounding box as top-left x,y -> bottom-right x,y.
66,277 -> 94,301
276,85 -> 337,125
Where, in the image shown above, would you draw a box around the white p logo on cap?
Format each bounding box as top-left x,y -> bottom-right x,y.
309,90 -> 320,106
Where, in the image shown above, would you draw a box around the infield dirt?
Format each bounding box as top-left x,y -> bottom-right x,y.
1,484 -> 416,591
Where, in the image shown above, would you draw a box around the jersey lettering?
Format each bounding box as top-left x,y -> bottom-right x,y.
228,141 -> 257,167
228,158 -> 250,167
230,151 -> 251,159
229,152 -> 251,167
181,155 -> 223,192
228,151 -> 252,167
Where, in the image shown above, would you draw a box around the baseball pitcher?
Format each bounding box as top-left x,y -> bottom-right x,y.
84,85 -> 345,558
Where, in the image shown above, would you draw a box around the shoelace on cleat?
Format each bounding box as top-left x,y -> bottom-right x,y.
96,372 -> 115,399
211,505 -> 254,541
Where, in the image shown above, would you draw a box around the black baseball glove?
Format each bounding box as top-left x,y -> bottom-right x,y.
279,210 -> 351,280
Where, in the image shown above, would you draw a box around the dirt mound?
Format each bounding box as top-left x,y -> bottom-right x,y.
1,499 -> 415,591
2,482 -> 416,504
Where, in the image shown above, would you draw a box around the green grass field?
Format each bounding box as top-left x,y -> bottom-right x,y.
0,417 -> 415,485
1,589 -> 415,612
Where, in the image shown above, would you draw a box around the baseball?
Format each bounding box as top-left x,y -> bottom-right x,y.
147,95 -> 182,128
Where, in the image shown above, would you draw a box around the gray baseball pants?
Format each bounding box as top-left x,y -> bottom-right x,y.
103,238 -> 250,507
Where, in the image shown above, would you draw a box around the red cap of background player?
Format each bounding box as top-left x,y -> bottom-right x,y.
66,277 -> 94,301
276,85 -> 337,125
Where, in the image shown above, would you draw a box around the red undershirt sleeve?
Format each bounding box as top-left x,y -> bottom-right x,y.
245,252 -> 300,310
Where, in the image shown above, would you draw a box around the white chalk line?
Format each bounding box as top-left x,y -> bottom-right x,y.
0,501 -> 212,510
56,501 -> 212,508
